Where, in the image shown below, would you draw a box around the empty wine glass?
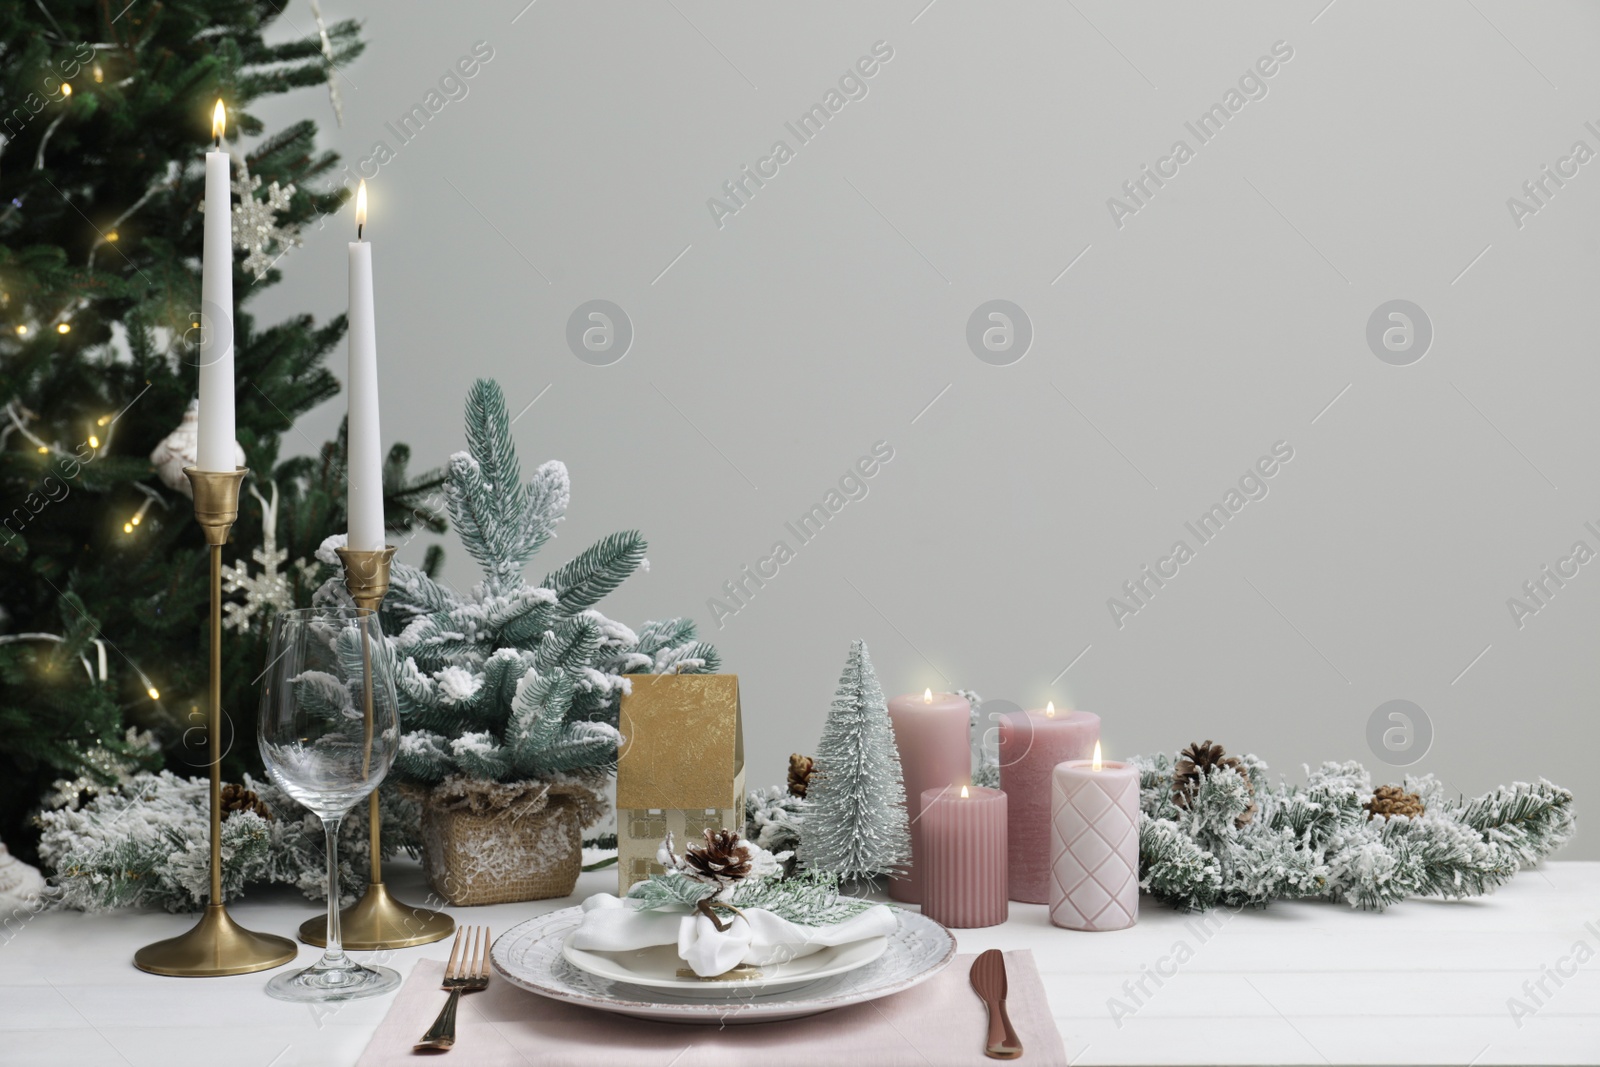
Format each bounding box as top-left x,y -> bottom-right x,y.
259,606 -> 401,1002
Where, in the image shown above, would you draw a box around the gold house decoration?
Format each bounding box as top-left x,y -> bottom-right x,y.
617,674 -> 746,895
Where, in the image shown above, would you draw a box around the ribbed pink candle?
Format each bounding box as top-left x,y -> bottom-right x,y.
920,785 -> 1007,928
999,705 -> 1100,903
886,690 -> 971,904
1050,755 -> 1139,931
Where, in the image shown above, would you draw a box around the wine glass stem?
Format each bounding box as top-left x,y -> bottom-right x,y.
322,815 -> 346,966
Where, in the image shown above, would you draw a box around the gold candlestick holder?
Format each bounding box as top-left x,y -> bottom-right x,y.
134,468 -> 299,977
297,545 -> 454,950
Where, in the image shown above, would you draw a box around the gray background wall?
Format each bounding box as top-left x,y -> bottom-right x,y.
253,0 -> 1598,857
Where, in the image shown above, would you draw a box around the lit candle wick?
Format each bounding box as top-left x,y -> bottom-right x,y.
923,688 -> 932,704
1092,740 -> 1103,772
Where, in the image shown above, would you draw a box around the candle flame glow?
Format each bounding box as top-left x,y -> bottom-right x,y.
1046,701 -> 1055,718
960,784 -> 969,798
923,688 -> 932,703
355,179 -> 368,234
1092,740 -> 1103,772
211,100 -> 226,141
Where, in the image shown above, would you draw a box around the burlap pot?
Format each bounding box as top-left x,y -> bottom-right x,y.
418,776 -> 607,906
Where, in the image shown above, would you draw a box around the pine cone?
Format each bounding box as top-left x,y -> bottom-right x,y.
787,753 -> 815,798
684,829 -> 752,883
1366,784 -> 1425,820
220,783 -> 272,822
1172,740 -> 1256,827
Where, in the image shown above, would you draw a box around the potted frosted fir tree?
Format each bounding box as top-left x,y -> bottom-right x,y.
317,380 -> 717,904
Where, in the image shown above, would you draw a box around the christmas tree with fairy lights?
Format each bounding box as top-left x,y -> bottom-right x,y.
0,2 -> 444,862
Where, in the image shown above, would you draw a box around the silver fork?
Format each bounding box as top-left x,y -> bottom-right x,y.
414,925 -> 490,1052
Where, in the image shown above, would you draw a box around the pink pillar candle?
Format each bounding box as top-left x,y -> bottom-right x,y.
920,785 -> 1008,928
999,705 -> 1100,903
886,690 -> 972,903
1050,756 -> 1139,931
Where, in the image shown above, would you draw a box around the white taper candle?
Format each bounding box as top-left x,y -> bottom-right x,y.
346,181 -> 384,552
196,101 -> 235,472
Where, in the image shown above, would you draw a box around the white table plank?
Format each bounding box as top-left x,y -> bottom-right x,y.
0,860 -> 1594,1065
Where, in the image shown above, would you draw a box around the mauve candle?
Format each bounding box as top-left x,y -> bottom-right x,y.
1050,744 -> 1139,931
886,689 -> 971,903
921,785 -> 1007,928
1000,703 -> 1100,903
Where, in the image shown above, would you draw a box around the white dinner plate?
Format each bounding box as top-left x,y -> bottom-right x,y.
561,932 -> 889,997
492,905 -> 956,1023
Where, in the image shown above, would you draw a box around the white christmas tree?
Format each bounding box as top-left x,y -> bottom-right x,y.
800,640 -> 911,882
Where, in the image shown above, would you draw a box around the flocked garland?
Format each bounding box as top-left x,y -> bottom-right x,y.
1136,744 -> 1574,912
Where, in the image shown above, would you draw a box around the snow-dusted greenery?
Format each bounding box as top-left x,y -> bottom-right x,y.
1135,752 -> 1574,912
799,640 -> 910,882
316,379 -> 717,785
745,784 -> 806,857
37,771 -> 416,912
628,866 -> 873,926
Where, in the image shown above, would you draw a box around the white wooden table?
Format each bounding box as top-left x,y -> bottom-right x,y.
3,860 -> 1595,1066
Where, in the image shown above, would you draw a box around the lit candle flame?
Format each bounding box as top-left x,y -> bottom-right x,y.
211,100 -> 226,142
355,179 -> 368,238
959,784 -> 969,799
923,688 -> 932,703
1092,740 -> 1103,772
1046,701 -> 1055,718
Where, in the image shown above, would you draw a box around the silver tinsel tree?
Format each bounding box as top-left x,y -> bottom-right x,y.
799,640 -> 910,882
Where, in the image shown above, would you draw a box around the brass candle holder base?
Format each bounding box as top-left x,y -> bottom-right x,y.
134,467 -> 297,977
298,546 -> 453,951
296,884 -> 456,950
135,904 -> 299,977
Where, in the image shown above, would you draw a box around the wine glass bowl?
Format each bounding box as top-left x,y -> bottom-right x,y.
258,606 -> 401,1002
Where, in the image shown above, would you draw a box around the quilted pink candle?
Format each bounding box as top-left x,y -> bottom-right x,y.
886,689 -> 972,904
920,784 -> 1008,928
1050,744 -> 1139,931
999,703 -> 1100,903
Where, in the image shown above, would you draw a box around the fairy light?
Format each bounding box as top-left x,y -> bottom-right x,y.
105,231 -> 118,242
61,84 -> 72,98
87,434 -> 99,448
96,415 -> 109,426
15,325 -> 27,336
56,322 -> 70,334
92,64 -> 103,83
147,686 -> 160,700
124,497 -> 154,533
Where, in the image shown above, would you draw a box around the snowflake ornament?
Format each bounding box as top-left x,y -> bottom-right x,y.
222,482 -> 317,632
230,160 -> 301,280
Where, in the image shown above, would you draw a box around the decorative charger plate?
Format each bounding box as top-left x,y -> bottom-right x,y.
562,932 -> 889,997
492,906 -> 956,1023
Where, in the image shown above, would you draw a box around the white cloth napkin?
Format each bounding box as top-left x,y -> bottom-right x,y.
570,893 -> 898,977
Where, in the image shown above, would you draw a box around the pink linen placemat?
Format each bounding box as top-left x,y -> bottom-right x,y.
356,949 -> 1067,1066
